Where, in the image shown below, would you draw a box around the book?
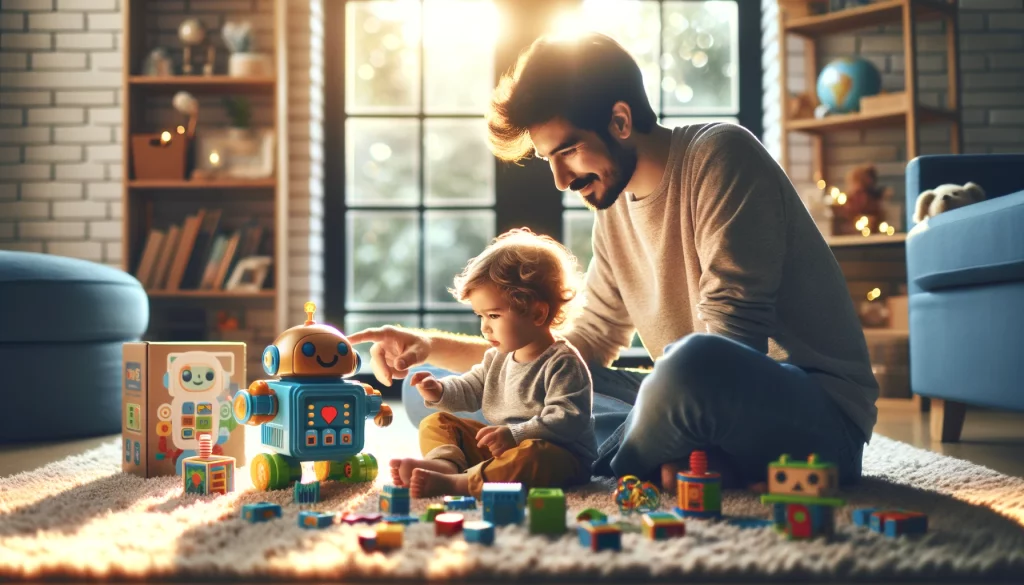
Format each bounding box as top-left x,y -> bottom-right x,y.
134,228 -> 165,288
181,209 -> 222,289
165,211 -> 205,291
151,224 -> 180,291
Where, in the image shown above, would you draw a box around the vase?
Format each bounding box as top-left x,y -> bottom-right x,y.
228,52 -> 273,77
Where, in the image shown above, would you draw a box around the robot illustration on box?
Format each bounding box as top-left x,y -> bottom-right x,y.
156,351 -> 239,474
233,301 -> 393,491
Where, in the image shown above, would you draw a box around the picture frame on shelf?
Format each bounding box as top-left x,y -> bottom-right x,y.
225,256 -> 272,292
193,127 -> 275,180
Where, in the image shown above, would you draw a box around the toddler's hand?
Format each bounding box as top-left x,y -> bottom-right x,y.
408,371 -> 443,403
476,425 -> 516,458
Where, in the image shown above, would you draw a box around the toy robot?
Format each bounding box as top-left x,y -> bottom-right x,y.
233,302 -> 393,491
157,350 -> 238,473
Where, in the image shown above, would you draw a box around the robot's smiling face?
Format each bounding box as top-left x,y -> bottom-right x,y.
291,332 -> 358,376
180,364 -> 217,392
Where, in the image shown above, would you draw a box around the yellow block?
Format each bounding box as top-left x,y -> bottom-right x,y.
375,523 -> 403,549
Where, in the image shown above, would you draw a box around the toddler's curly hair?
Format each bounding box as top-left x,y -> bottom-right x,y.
450,228 -> 585,331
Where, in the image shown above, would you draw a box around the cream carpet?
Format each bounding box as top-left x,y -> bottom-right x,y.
1,433 -> 1023,582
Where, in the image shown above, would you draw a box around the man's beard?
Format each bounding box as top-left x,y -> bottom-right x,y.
572,134 -> 638,211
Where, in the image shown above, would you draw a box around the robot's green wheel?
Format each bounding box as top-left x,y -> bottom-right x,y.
250,453 -> 301,491
314,453 -> 378,483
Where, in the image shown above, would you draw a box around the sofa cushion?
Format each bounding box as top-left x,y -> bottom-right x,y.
0,250 -> 148,343
907,189 -> 1024,292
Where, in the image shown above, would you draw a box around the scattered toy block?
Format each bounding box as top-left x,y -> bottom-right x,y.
641,511 -> 685,540
463,520 -> 495,546
444,495 -> 477,510
383,515 -> 419,525
528,487 -> 566,535
182,453 -> 236,496
482,482 -> 525,526
374,523 -> 404,550
577,520 -> 621,552
357,529 -> 377,552
294,481 -> 321,504
380,485 -> 410,515
435,512 -> 465,537
575,508 -> 608,524
420,504 -> 445,523
853,508 -> 928,538
241,502 -> 282,523
298,510 -> 335,529
341,512 -> 383,525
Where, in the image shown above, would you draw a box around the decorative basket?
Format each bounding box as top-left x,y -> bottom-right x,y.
131,132 -> 188,180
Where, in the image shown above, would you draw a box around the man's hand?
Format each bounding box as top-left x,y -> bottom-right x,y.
408,371 -> 443,403
476,425 -> 516,458
347,325 -> 431,387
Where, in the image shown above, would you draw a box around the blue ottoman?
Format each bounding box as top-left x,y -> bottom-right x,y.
0,250 -> 148,442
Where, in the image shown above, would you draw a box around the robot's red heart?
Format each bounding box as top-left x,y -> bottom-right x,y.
321,406 -> 337,424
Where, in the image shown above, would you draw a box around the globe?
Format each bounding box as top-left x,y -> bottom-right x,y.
816,57 -> 882,114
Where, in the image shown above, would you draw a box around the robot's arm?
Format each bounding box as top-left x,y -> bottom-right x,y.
363,384 -> 393,428
233,380 -> 279,426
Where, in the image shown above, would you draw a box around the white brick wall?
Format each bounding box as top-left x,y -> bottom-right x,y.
763,0 -> 1024,231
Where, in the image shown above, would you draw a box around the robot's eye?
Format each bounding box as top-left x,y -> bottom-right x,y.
337,342 -> 349,356
807,472 -> 819,485
182,369 -> 192,382
775,471 -> 787,484
205,370 -> 215,381
302,342 -> 316,357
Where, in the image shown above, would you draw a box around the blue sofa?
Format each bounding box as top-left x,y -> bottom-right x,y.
905,154 -> 1024,442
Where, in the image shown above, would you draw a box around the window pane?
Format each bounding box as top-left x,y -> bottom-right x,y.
345,312 -> 421,373
346,0 -> 421,114
346,118 -> 420,206
425,119 -> 495,206
563,210 -> 595,273
424,0 -> 498,114
347,211 -> 421,309
424,312 -> 480,338
425,210 -> 495,308
581,0 -> 662,113
661,1 -> 738,114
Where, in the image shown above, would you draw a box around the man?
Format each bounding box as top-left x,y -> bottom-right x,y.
349,32 -> 877,492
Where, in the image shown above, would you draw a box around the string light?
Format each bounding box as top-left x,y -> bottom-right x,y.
160,130 -> 171,144
866,288 -> 881,301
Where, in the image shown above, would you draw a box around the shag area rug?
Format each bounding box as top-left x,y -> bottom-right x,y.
1,434 -> 1022,583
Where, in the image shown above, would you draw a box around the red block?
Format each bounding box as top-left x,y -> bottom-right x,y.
435,512 -> 464,536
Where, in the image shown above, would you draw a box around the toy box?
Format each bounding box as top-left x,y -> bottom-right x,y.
122,342 -> 246,478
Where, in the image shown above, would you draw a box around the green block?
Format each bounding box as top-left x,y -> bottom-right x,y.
769,453 -> 836,471
528,488 -> 566,535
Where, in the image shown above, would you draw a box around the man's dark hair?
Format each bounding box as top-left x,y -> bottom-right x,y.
487,32 -> 657,163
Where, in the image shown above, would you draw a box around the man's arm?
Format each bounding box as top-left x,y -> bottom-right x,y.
562,220 -> 635,367
692,126 -> 787,354
417,330 -> 490,373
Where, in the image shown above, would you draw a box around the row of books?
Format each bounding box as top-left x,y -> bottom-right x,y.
133,208 -> 266,291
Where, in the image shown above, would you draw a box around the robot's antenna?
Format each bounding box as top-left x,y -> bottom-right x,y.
304,301 -> 316,326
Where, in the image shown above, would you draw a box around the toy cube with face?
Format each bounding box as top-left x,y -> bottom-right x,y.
767,454 -> 839,498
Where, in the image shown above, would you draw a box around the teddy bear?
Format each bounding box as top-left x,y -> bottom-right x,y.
912,182 -> 986,224
831,163 -> 890,235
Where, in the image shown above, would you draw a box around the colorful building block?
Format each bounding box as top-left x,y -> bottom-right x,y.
576,508 -> 608,524
294,481 -> 321,504
342,512 -> 382,525
464,520 -> 495,545
853,508 -> 928,537
577,520 -> 622,552
528,488 -> 566,535
676,450 -> 721,519
482,482 -> 525,526
641,512 -> 686,540
357,530 -> 377,552
374,523 -> 404,550
383,515 -> 419,525
760,454 -> 845,540
380,484 -> 410,515
420,504 -> 445,523
182,452 -> 236,496
241,502 -> 282,523
435,512 -> 465,536
298,510 -> 335,529
444,495 -> 477,510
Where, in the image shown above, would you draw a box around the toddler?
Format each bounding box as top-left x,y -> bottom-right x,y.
390,228 -> 597,498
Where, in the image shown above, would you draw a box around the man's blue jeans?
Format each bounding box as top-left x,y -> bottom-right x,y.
401,333 -> 866,487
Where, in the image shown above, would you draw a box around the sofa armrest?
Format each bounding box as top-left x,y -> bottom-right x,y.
905,154 -> 1024,230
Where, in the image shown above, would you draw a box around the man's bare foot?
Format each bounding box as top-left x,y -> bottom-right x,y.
661,461 -> 682,493
409,468 -> 470,498
388,458 -> 457,487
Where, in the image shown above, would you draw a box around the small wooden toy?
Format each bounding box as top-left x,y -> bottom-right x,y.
435,512 -> 465,536
615,475 -> 660,515
853,507 -> 928,538
641,511 -> 686,540
374,523 -> 404,550
528,487 -> 566,535
380,485 -> 410,515
420,503 -> 445,523
463,520 -> 495,545
676,450 -> 721,519
298,510 -> 335,529
577,520 -> 622,552
294,481 -> 320,504
482,482 -> 525,526
760,454 -> 845,540
357,529 -> 377,552
444,495 -> 477,510
576,508 -> 608,524
342,512 -> 382,525
383,515 -> 419,525
241,502 -> 282,523
181,434 -> 235,495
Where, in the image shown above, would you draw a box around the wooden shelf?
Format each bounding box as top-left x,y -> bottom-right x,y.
147,290 -> 276,299
128,75 -> 275,94
827,233 -> 907,247
784,0 -> 954,38
786,105 -> 956,134
128,178 -> 277,190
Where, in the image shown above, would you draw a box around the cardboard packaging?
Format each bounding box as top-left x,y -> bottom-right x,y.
122,342 -> 246,478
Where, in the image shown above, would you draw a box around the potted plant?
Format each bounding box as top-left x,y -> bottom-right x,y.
222,97 -> 257,155
222,21 -> 273,77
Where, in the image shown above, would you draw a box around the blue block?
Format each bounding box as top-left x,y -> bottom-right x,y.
482,483 -> 524,526
294,481 -> 321,504
444,495 -> 477,510
464,520 -> 495,545
852,507 -> 883,528
242,502 -> 282,523
380,485 -> 411,515
383,515 -> 420,525
298,511 -> 335,529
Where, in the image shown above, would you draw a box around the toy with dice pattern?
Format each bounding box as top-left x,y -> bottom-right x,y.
380,485 -> 410,515
528,487 -> 566,535
181,433 -> 235,495
482,482 -> 525,526
241,502 -> 282,523
232,302 -> 392,492
464,520 -> 495,545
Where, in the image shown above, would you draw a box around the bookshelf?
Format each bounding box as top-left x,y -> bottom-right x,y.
121,0 -> 289,377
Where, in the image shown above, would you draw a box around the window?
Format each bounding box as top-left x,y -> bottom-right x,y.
325,0 -> 762,371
